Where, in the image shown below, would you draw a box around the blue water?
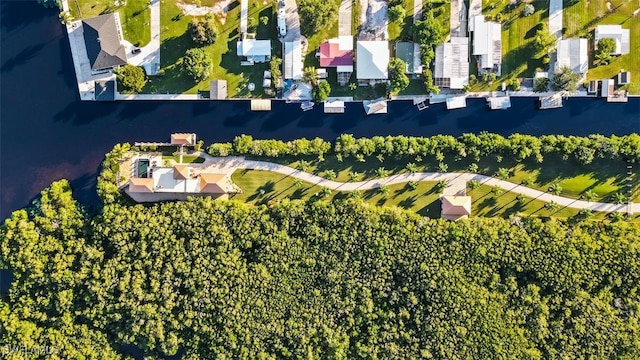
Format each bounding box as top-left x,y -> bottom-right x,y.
1,2 -> 639,220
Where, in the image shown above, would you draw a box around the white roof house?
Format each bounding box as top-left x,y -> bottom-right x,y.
284,40 -> 303,80
237,38 -> 271,62
556,38 -> 588,76
594,25 -> 630,55
356,41 -> 389,80
470,15 -> 502,74
434,37 -> 470,89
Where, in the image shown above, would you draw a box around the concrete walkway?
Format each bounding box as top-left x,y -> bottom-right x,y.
450,0 -> 467,38
549,0 -> 563,40
339,0 -> 352,36
282,0 -> 302,42
413,0 -> 423,22
199,156 -> 637,214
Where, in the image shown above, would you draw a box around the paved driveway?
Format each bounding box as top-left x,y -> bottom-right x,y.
282,0 -> 302,42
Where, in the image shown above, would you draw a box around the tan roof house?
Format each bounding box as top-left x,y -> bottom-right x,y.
128,177 -> 154,193
199,173 -> 231,193
170,133 -> 197,146
173,165 -> 191,180
441,195 -> 472,221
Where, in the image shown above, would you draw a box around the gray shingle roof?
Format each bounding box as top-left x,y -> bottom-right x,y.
82,13 -> 127,71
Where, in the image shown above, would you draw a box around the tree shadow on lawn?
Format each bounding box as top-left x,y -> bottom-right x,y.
417,200 -> 441,218
161,32 -> 193,68
502,44 -> 536,77
398,196 -> 417,209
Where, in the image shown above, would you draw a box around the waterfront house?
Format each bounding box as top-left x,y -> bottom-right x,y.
127,164 -> 240,202
237,34 -> 271,64
395,42 -> 422,76
441,195 -> 472,221
319,36 -> 354,85
434,37 -> 470,89
470,15 -> 502,75
82,13 -> 128,72
356,41 -> 389,84
555,39 -> 588,80
594,25 -> 630,55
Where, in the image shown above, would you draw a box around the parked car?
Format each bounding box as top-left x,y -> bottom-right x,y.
131,48 -> 142,54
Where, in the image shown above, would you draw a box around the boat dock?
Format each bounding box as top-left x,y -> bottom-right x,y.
539,93 -> 563,109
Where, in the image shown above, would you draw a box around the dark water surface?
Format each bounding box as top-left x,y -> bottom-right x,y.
1,2 -> 639,220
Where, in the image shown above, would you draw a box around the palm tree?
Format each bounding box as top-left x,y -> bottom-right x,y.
379,185 -> 390,196
293,178 -> 303,188
612,192 -> 626,205
406,162 -> 418,174
521,177 -> 533,186
544,201 -> 559,211
516,194 -> 526,203
468,163 -> 479,173
496,168 -> 510,180
436,180 -> 447,193
578,209 -> 593,218
438,162 -> 448,172
348,190 -> 361,199
59,11 -> 74,26
492,186 -> 503,196
324,170 -> 336,180
297,160 -> 311,172
376,167 -> 388,178
320,186 -> 331,197
349,171 -> 360,182
582,190 -> 596,202
609,211 -> 625,222
408,181 -> 419,190
548,183 -> 563,195
468,180 -> 479,190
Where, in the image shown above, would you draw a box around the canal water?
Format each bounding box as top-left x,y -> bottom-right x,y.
1,1 -> 639,219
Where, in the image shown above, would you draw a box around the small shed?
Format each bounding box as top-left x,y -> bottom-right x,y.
441,195 -> 472,221
210,80 -> 228,100
600,79 -> 614,98
618,71 -> 630,85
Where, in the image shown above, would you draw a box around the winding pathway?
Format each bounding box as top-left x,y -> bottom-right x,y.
198,156 -> 637,214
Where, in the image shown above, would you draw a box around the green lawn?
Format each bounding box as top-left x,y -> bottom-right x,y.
249,152 -> 636,202
564,0 -> 640,94
231,169 -> 443,216
72,0 -> 150,47
143,0 -> 278,96
469,184 -> 639,222
162,155 -> 205,163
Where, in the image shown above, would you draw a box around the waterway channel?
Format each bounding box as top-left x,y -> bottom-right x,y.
1,1 -> 639,219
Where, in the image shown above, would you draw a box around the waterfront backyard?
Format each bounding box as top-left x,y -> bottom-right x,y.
563,0 -> 640,94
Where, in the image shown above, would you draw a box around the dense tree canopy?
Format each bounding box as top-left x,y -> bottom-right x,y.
182,48 -> 212,81
114,64 -> 147,94
188,17 -> 217,46
414,11 -> 446,65
312,81 -> 331,102
1,182 -> 639,358
551,65 -> 581,93
388,57 -> 410,93
298,0 -> 336,36
594,38 -> 616,66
